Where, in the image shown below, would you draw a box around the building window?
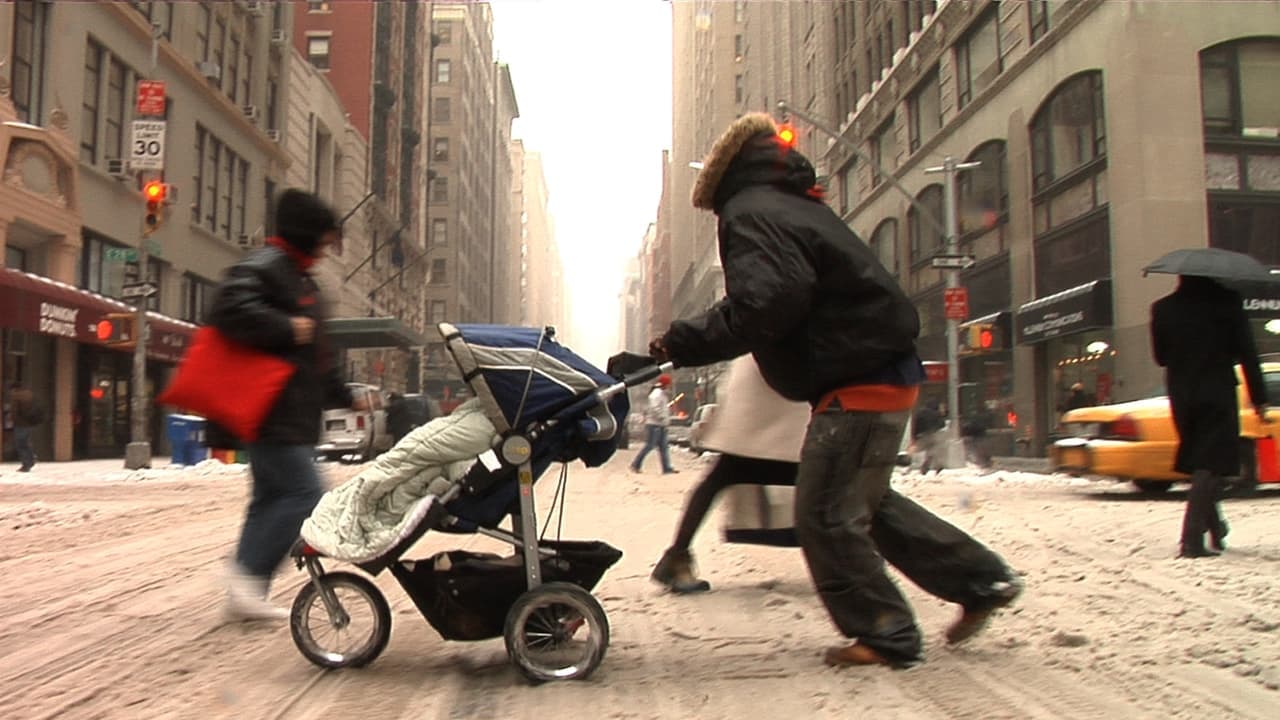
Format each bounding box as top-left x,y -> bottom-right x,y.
870,115 -> 895,188
433,137 -> 449,162
734,1 -> 746,23
908,67 -> 941,153
308,1 -> 332,12
307,35 -> 331,70
735,34 -> 745,61
871,218 -> 898,276
958,140 -> 1009,237
1209,199 -> 1280,266
104,57 -> 128,163
81,40 -> 103,164
431,218 -> 447,247
237,158 -> 249,238
434,97 -> 451,123
430,259 -> 447,284
1200,38 -> 1280,139
221,143 -> 235,237
432,177 -> 448,202
735,74 -> 745,103
264,177 -> 276,235
1030,72 -> 1106,193
10,0 -> 49,124
1033,216 -> 1110,296
429,300 -> 447,324
956,7 -> 1001,110
909,184 -> 944,263
226,34 -> 240,103
1029,1 -> 1051,44
838,160 -> 858,215
196,2 -> 210,60
193,127 -> 205,224
212,17 -> 226,86
433,21 -> 452,45
180,274 -> 214,323
435,59 -> 451,84
266,75 -> 279,130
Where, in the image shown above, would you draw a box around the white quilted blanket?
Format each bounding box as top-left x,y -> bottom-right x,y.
300,398 -> 498,563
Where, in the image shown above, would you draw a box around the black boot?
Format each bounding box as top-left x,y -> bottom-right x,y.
1178,545 -> 1221,559
650,548 -> 711,594
1209,521 -> 1229,552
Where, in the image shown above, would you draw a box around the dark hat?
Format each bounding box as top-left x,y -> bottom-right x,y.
275,189 -> 339,255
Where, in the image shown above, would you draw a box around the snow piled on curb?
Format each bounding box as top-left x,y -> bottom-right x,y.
0,458 -> 248,485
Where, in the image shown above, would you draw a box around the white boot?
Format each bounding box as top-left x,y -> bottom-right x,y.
224,564 -> 289,621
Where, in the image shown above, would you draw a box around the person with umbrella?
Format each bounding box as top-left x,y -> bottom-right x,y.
1147,248 -> 1270,558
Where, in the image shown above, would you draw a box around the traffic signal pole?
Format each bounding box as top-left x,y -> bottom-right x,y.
778,102 -> 978,468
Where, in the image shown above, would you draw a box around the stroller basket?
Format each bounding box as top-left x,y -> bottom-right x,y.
389,540 -> 623,642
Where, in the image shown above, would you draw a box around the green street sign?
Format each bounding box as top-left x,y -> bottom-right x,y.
105,248 -> 138,262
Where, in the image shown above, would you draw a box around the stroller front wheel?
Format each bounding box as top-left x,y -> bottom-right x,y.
290,571 -> 391,669
504,582 -> 610,683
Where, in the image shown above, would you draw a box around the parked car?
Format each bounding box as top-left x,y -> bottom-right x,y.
316,383 -> 394,463
1051,363 -> 1280,493
688,403 -> 719,452
667,414 -> 693,448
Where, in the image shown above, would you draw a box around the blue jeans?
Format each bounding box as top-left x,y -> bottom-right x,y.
236,444 -> 325,580
631,425 -> 674,472
14,426 -> 35,470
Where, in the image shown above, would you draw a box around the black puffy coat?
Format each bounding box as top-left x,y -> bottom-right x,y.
1151,276 -> 1267,476
662,118 -> 921,404
206,244 -> 351,446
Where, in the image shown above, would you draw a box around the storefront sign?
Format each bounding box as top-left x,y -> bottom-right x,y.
1015,279 -> 1114,345
38,303 -> 80,338
1238,279 -> 1280,317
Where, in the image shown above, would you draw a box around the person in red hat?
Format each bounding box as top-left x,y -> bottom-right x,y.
630,373 -> 679,475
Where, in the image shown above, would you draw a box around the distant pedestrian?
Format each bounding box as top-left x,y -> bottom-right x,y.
7,382 -> 43,472
913,400 -> 945,473
630,374 -> 679,475
650,112 -> 1021,668
1151,274 -> 1267,558
207,189 -> 368,620
1062,382 -> 1091,414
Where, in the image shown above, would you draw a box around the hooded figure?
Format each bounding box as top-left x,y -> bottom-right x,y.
1152,274 -> 1268,558
206,188 -> 361,621
650,113 -> 1020,668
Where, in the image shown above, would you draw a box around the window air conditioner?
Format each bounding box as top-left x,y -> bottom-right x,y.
196,61 -> 221,82
106,158 -> 130,179
237,234 -> 253,249
266,129 -> 282,143
271,29 -> 287,45
244,1 -> 264,16
242,105 -> 260,122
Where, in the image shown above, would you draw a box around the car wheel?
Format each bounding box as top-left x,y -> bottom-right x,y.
1132,479 -> 1174,494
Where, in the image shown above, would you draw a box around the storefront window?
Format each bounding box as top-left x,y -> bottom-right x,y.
1047,329 -> 1118,430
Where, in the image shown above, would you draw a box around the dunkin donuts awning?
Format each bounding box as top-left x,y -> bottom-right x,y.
0,267 -> 196,362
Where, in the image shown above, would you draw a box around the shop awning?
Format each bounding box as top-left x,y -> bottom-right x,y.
0,267 -> 196,362
324,317 -> 429,349
1014,279 -> 1113,345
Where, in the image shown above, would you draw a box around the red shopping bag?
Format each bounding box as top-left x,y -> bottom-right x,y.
1256,436 -> 1279,483
157,326 -> 296,442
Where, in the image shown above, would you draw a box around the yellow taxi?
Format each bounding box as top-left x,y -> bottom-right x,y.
1051,363 -> 1280,493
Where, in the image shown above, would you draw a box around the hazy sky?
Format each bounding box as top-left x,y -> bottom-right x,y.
490,0 -> 673,368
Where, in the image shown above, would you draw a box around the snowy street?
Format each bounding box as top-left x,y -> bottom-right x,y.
2,450 -> 1279,719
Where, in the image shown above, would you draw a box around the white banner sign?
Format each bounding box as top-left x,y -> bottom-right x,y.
130,120 -> 167,170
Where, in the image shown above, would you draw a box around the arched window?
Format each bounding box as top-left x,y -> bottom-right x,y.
870,219 -> 898,275
1030,71 -> 1105,193
1200,37 -> 1280,138
1029,72 -> 1111,296
958,140 -> 1008,237
908,184 -> 944,263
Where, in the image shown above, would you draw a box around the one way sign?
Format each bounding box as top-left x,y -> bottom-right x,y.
121,282 -> 157,299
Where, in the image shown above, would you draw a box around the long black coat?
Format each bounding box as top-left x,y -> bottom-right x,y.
1151,276 -> 1267,476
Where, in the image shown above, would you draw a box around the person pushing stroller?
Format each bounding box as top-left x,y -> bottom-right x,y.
649,112 -> 1021,668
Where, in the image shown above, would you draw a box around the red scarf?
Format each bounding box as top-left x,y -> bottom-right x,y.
266,236 -> 318,272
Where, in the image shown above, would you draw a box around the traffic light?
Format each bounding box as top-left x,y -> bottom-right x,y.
97,312 -> 137,347
777,122 -> 798,147
960,322 -> 1002,354
142,181 -> 170,235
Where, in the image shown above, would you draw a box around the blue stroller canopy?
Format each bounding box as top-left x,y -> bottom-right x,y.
438,323 -> 627,467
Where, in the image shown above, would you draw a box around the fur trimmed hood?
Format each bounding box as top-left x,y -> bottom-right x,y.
691,113 -> 778,211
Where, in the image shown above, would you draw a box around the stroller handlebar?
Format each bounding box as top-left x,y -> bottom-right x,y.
599,361 -> 675,401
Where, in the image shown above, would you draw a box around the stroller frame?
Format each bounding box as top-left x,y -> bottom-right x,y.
287,324 -> 671,682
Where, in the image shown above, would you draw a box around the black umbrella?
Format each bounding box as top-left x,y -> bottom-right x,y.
1142,248 -> 1277,283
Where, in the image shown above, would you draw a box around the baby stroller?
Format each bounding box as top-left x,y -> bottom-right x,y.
287,323 -> 671,682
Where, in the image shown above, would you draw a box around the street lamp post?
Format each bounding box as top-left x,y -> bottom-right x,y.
778,101 -> 978,468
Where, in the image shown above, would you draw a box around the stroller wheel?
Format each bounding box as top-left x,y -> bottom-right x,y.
504,582 -> 609,683
290,571 -> 391,669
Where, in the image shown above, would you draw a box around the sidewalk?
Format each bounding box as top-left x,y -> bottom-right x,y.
0,456 -> 248,484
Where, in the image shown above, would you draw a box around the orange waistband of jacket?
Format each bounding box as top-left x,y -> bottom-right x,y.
814,384 -> 920,413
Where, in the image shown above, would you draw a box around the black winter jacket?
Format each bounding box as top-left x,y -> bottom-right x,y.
206,245 -> 351,446
662,129 -> 921,404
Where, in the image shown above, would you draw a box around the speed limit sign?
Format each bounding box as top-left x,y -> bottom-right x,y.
130,120 -> 166,170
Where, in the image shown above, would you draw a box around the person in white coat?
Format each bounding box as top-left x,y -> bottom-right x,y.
651,356 -> 1022,649
630,374 -> 679,474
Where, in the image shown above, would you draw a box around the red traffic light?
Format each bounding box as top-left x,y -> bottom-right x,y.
777,123 -> 797,147
96,320 -> 114,341
979,328 -> 995,349
143,181 -> 166,203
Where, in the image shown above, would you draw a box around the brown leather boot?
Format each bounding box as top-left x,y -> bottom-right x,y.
946,578 -> 1023,644
650,548 -> 711,594
823,642 -> 893,667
